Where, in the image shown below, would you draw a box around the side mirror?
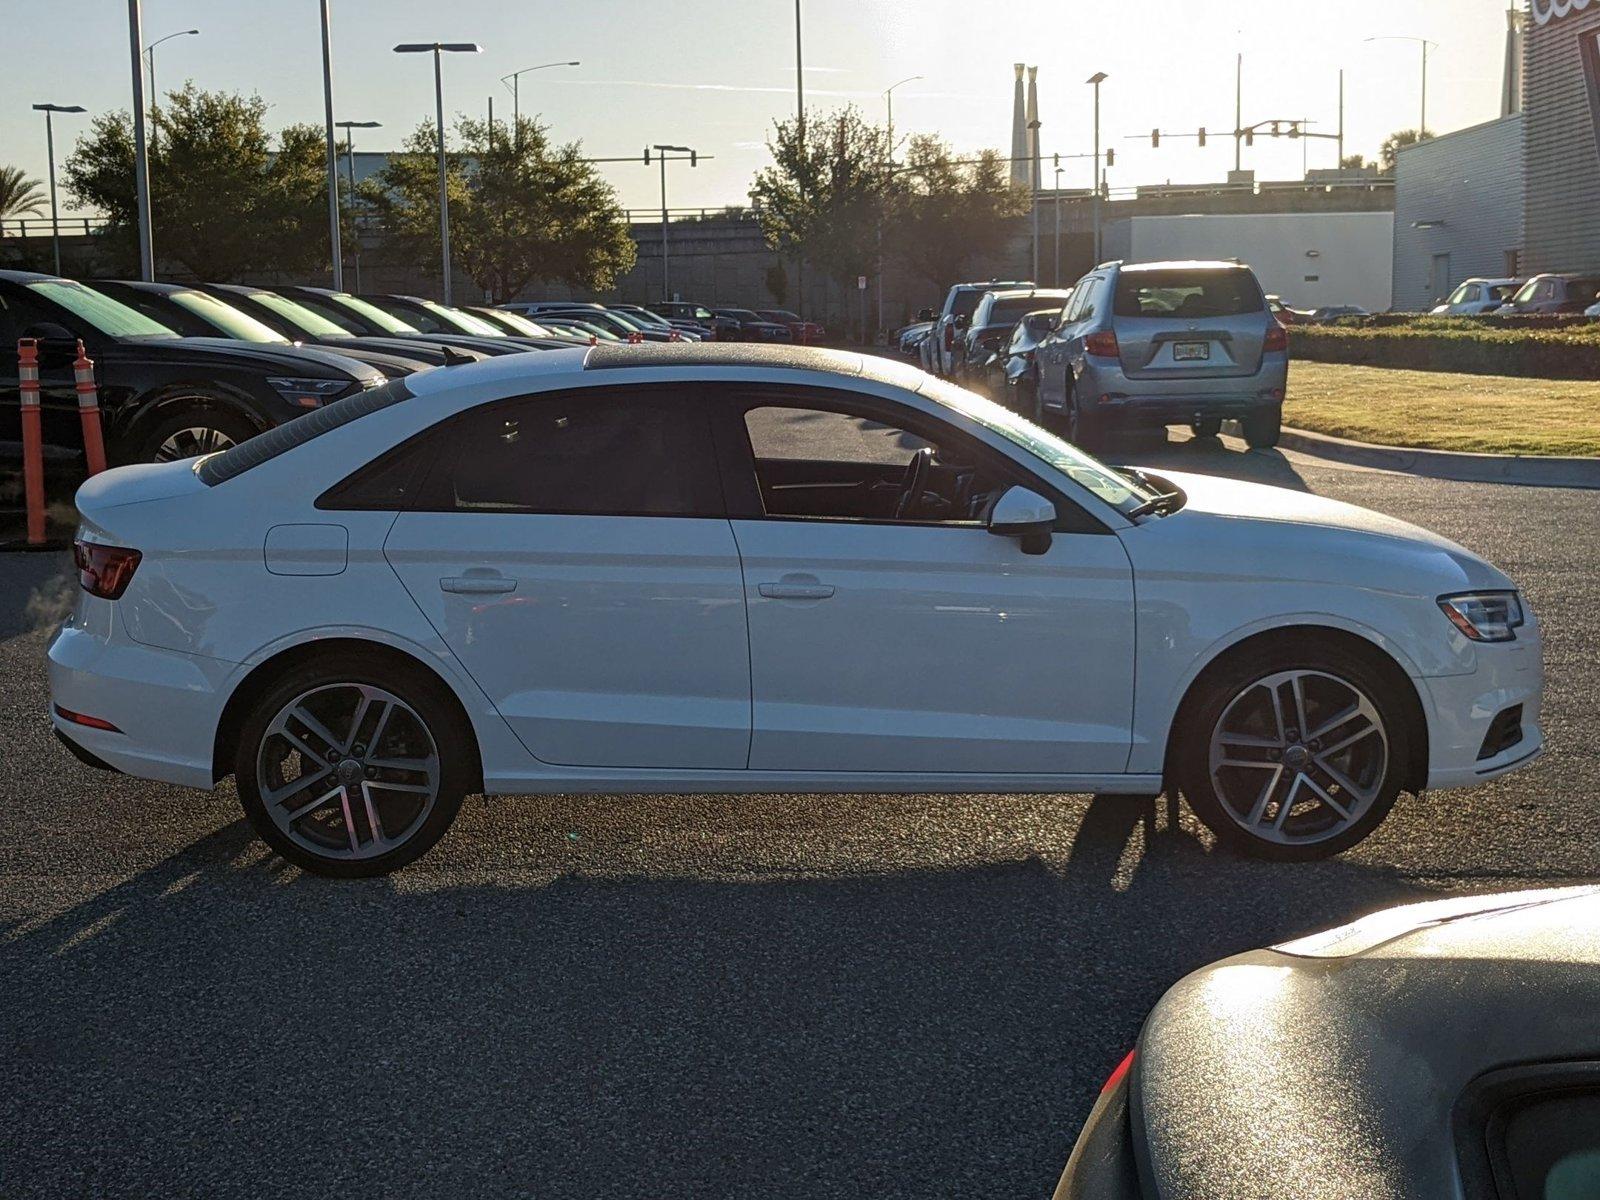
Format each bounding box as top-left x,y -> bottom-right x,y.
953,314 -> 970,329
917,307 -> 935,322
987,485 -> 1056,555
1024,313 -> 1054,336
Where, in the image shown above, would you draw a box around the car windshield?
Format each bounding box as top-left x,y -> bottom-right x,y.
482,309 -> 549,336
421,301 -> 505,336
246,290 -> 350,337
950,291 -> 983,320
1446,283 -> 1474,305
1511,279 -> 1541,304
986,296 -> 1061,326
330,293 -> 419,334
170,291 -> 289,343
26,279 -> 178,339
920,377 -> 1157,514
721,309 -> 761,321
1113,268 -> 1264,318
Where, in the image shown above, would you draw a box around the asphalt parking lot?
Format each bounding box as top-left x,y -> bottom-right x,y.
2,433 -> 1597,1200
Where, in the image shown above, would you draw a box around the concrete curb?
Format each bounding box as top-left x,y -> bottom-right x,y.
1223,422 -> 1600,490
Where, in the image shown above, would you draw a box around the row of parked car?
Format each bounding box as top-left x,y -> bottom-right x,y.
1426,271 -> 1600,318
903,258 -> 1290,450
0,270 -> 826,467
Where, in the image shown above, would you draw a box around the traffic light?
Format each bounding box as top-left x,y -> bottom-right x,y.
1105,147 -> 1115,167
1151,128 -> 1161,148
1245,129 -> 1255,147
1197,126 -> 1206,147
1270,121 -> 1281,137
689,150 -> 698,166
643,147 -> 651,165
1288,122 -> 1301,140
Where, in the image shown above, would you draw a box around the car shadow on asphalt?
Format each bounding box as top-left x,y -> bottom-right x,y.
1110,428 -> 1315,493
0,794 -> 1432,1200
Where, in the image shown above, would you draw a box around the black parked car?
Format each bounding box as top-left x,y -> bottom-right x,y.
90,280 -> 436,380
274,287 -> 528,358
711,307 -> 792,343
1053,886 -> 1600,1200
190,282 -> 489,369
954,287 -> 1072,386
525,306 -> 677,342
462,306 -> 590,344
656,301 -> 739,340
0,271 -> 383,463
988,307 -> 1066,418
356,293 -> 574,351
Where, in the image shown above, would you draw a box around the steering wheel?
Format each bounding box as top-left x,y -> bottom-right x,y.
895,447 -> 934,520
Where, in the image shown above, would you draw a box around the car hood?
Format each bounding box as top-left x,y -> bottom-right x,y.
146,336 -> 381,381
1140,468 -> 1513,588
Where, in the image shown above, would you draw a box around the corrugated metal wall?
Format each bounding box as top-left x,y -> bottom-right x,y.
1392,115 -> 1526,311
1523,5 -> 1600,272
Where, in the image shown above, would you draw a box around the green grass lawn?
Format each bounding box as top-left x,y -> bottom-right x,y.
1285,361 -> 1600,457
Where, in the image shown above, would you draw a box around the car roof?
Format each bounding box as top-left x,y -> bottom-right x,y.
1138,886 -> 1600,1200
0,269 -> 55,284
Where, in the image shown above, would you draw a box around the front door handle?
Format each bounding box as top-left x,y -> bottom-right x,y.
441,575 -> 517,594
758,579 -> 835,600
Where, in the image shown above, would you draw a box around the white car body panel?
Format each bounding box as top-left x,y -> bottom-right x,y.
48,346 -> 1543,814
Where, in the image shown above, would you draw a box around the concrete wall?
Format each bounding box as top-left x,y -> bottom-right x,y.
1120,210 -> 1395,312
1523,5 -> 1600,273
1391,113 -> 1526,311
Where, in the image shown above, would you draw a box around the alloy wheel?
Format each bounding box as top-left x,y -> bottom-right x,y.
155,426 -> 238,461
256,682 -> 441,862
1207,669 -> 1389,846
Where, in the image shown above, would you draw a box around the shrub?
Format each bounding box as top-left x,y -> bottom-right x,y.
1290,322 -> 1600,379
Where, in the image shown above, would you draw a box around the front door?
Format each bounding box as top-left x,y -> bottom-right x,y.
724,392 -> 1136,774
383,386 -> 751,770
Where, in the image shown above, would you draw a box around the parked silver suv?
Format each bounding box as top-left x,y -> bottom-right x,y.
1035,260 -> 1289,449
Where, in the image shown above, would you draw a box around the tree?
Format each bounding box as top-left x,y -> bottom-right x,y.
750,107 -> 892,290
763,261 -> 788,305
1378,129 -> 1434,174
1339,153 -> 1369,170
883,135 -> 1027,295
364,115 -> 635,301
62,85 -> 338,280
0,166 -> 47,221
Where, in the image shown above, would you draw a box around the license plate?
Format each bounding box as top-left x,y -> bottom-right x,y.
1174,341 -> 1210,361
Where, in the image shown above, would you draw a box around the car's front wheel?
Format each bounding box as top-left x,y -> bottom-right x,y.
235,653 -> 470,877
133,401 -> 261,465
1174,640 -> 1413,860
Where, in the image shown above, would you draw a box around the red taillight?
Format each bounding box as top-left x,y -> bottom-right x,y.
1101,1049 -> 1136,1095
73,540 -> 142,600
943,323 -> 955,350
1263,321 -> 1289,353
1085,329 -> 1119,358
54,703 -> 122,733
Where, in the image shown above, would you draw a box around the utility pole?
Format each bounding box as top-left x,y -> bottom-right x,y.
127,0 -> 155,280
794,0 -> 806,320
1365,36 -> 1438,135
1053,158 -> 1063,287
318,0 -> 342,291
1338,69 -> 1345,164
1087,72 -> 1108,264
336,120 -> 380,292
650,145 -> 696,303
1028,118 -> 1041,281
393,42 -> 482,305
32,104 -> 86,277
1234,52 -> 1243,172
881,75 -> 922,338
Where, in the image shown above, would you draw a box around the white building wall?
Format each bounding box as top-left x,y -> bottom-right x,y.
1127,211 -> 1395,312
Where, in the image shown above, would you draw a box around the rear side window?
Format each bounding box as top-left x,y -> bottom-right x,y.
1499,1092 -> 1600,1198
197,378 -> 411,486
1113,269 -> 1264,319
950,291 -> 983,320
408,389 -> 724,517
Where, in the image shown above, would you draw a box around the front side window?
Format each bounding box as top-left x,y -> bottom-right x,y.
411,391 -> 723,517
1113,268 -> 1264,319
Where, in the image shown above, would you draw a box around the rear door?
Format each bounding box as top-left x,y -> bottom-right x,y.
1111,267 -> 1268,379
382,385 -> 752,769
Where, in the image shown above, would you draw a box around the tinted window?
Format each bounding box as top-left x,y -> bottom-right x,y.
411,391 -> 723,517
1113,268 -> 1264,318
1501,1092 -> 1600,1199
26,280 -> 177,339
1568,279 -> 1600,306
198,378 -> 413,486
949,291 -> 983,320
170,291 -> 289,343
987,296 -> 1061,326
245,290 -> 350,337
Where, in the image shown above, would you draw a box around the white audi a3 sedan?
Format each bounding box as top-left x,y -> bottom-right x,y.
49,344 -> 1544,876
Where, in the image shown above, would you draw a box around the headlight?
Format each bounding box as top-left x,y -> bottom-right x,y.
1438,591 -> 1525,642
266,377 -> 351,408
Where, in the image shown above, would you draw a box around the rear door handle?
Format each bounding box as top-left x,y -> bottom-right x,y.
758,580 -> 835,600
441,576 -> 517,594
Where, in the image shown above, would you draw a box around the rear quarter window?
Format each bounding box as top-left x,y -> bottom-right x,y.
1114,269 -> 1265,319
197,378 -> 412,486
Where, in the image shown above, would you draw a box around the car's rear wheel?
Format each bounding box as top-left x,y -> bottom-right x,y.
1065,389 -> 1103,451
134,401 -> 261,464
1242,405 -> 1282,449
235,653 -> 469,877
1175,642 -> 1412,860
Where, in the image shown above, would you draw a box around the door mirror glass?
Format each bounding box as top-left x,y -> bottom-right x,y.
987,485 -> 1056,555
1024,312 -> 1055,336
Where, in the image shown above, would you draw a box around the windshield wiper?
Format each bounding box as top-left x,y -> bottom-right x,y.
1126,491 -> 1182,519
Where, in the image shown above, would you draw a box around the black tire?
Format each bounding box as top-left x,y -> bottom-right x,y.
234,651 -> 471,878
1191,417 -> 1222,439
1241,405 -> 1282,449
1065,387 -> 1104,452
1172,638 -> 1414,861
132,401 -> 262,465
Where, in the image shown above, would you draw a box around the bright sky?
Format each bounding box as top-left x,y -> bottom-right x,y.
4,0 -> 1515,216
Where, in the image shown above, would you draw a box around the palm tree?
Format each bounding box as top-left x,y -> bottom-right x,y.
0,166 -> 48,223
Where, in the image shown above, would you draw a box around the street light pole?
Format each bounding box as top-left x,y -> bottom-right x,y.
795,0 -> 806,319
127,0 -> 155,280
318,1 -> 342,290
881,75 -> 922,337
143,28 -> 198,155
1365,36 -> 1438,134
651,145 -> 695,303
1053,159 -> 1063,287
1028,118 -> 1041,282
499,61 -> 580,146
395,42 -> 481,305
32,104 -> 86,278
1087,72 -> 1108,264
336,120 -> 380,293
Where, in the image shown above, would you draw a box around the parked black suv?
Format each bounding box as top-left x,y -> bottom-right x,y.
0,271 -> 383,463
274,286 -> 528,358
356,293 -> 574,350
